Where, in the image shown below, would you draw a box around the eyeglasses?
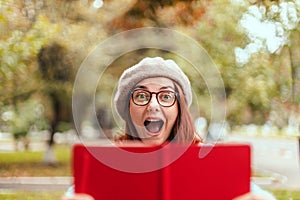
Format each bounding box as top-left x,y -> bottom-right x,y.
131,89 -> 178,107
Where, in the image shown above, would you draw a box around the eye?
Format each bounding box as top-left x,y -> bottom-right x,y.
133,91 -> 149,101
159,91 -> 175,102
136,92 -> 147,99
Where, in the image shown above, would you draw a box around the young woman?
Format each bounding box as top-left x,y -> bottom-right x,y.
63,57 -> 276,200
113,56 -> 201,146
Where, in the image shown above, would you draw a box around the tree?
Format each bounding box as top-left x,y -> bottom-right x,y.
108,0 -> 207,31
234,0 -> 300,128
0,0 -> 59,147
37,42 -> 74,164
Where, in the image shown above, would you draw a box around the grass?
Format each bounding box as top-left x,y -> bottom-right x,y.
0,144 -> 72,177
0,192 -> 64,200
270,189 -> 300,200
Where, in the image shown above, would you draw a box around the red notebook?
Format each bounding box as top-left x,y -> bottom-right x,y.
73,143 -> 251,200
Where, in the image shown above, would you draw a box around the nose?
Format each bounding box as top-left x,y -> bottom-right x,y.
147,94 -> 160,112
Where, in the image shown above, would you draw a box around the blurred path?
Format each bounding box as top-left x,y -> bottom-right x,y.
0,176 -> 72,192
226,135 -> 300,190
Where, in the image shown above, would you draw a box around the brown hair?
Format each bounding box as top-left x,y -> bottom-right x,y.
114,82 -> 202,144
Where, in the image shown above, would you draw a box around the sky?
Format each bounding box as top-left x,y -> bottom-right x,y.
235,1 -> 300,66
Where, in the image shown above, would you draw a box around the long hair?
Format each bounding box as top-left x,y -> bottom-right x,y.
168,83 -> 199,144
115,81 -> 201,144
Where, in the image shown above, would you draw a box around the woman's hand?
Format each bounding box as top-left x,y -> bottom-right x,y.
233,192 -> 272,200
61,193 -> 94,200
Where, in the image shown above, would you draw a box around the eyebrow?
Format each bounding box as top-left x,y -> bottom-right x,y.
134,85 -> 175,90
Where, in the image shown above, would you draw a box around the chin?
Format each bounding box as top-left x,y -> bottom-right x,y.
141,138 -> 165,146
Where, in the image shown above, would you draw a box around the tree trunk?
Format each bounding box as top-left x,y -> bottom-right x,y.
289,31 -> 300,104
43,93 -> 60,165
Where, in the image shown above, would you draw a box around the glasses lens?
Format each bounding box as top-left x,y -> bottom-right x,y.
131,90 -> 177,107
132,90 -> 151,105
157,91 -> 176,107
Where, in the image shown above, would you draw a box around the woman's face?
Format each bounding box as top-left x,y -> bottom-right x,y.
129,77 -> 179,146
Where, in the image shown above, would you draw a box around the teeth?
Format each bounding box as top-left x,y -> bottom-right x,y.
144,120 -> 159,125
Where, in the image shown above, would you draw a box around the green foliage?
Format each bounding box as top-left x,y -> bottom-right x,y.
1,99 -> 49,139
0,12 -> 60,105
1,0 -> 300,131
190,0 -> 300,125
0,1 -> 60,138
226,53 -> 280,124
189,0 -> 249,123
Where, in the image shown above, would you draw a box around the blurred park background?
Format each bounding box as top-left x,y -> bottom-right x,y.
1,0 -> 300,199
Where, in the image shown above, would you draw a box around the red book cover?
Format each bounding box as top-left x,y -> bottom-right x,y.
73,144 -> 251,200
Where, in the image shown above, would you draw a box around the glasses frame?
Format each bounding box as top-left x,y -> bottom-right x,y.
131,89 -> 178,107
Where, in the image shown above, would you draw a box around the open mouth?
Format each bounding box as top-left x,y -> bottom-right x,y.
144,119 -> 164,134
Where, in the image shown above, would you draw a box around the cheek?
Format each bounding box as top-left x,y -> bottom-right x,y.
129,101 -> 143,124
166,104 -> 179,124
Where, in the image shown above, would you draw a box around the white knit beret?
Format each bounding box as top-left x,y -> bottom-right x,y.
114,57 -> 192,120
